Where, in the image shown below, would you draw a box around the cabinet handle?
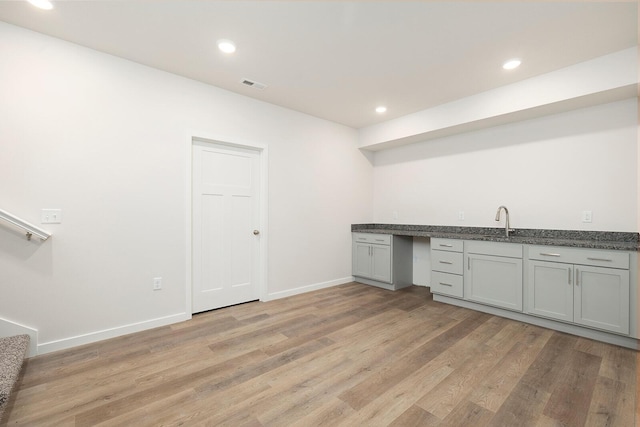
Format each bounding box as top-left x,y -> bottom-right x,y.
568,268 -> 572,285
576,268 -> 580,286
439,261 -> 453,265
586,257 -> 612,262
375,239 -> 386,242
439,282 -> 453,287
439,244 -> 453,248
468,257 -> 470,270
540,252 -> 561,257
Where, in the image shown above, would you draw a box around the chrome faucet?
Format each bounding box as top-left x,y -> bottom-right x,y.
495,205 -> 514,237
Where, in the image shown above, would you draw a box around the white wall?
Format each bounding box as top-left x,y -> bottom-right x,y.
0,22 -> 373,353
373,98 -> 638,232
2,21 -> 636,354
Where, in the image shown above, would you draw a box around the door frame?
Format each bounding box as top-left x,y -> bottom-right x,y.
186,133 -> 268,315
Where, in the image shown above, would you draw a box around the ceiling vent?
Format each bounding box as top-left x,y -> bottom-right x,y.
241,78 -> 267,90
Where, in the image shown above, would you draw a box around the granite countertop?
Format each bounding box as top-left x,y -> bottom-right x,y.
351,224 -> 640,251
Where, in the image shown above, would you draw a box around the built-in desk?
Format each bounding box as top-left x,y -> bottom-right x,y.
351,224 -> 640,349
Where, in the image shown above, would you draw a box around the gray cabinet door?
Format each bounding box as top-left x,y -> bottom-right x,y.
353,242 -> 373,278
370,244 -> 392,283
575,266 -> 629,335
353,242 -> 392,283
527,260 -> 573,322
465,254 -> 523,311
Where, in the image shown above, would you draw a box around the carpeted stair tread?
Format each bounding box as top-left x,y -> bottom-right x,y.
0,334 -> 29,420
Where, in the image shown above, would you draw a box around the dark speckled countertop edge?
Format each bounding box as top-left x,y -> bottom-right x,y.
351,224 -> 640,251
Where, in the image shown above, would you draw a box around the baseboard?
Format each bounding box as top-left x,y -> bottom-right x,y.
264,276 -> 354,301
433,294 -> 639,350
0,317 -> 38,357
34,278 -> 368,354
37,312 -> 191,355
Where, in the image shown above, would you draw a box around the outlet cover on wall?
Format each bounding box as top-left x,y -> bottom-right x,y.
458,211 -> 465,221
153,277 -> 162,290
582,210 -> 593,223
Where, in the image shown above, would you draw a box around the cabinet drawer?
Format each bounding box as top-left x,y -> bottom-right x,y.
528,245 -> 629,269
353,233 -> 391,246
431,238 -> 463,253
466,240 -> 522,258
431,271 -> 463,298
431,250 -> 463,275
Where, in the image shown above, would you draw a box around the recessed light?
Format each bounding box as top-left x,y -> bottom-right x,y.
217,39 -> 236,54
503,59 -> 521,70
27,0 -> 53,10
375,106 -> 387,114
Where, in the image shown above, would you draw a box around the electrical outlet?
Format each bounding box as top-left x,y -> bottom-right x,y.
41,209 -> 62,224
392,211 -> 399,220
582,211 -> 593,223
153,277 -> 162,290
458,211 -> 465,221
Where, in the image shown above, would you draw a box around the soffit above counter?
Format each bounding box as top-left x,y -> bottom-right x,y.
357,48 -> 638,152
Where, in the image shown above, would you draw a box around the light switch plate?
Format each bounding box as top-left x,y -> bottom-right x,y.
41,209 -> 62,224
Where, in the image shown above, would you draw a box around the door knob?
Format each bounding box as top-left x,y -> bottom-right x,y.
253,230 -> 260,235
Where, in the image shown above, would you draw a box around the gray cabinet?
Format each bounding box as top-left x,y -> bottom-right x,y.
430,238 -> 464,298
527,246 -> 630,335
464,241 -> 523,312
353,240 -> 391,283
352,233 -> 412,291
577,266 -> 629,334
527,260 -> 573,322
427,237 -> 636,347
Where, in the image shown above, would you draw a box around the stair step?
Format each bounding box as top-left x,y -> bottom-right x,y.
0,334 -> 30,420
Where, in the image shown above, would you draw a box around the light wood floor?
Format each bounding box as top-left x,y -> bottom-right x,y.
2,283 -> 638,426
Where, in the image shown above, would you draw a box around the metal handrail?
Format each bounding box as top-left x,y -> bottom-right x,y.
0,209 -> 51,241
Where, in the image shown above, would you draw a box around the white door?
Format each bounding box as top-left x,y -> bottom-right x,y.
192,142 -> 261,313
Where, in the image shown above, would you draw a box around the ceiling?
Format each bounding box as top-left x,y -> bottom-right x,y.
0,1 -> 637,129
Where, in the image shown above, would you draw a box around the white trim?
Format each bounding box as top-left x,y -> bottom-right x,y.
258,147 -> 269,302
0,317 -> 38,357
433,294 -> 639,350
264,277 -> 354,301
186,132 -> 269,312
37,312 -> 189,355
184,132 -> 194,317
